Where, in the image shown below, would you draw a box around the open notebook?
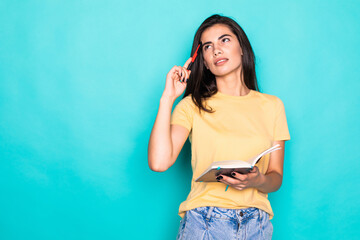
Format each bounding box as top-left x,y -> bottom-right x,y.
195,144 -> 282,182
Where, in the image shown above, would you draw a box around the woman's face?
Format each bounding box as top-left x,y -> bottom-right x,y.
200,24 -> 243,77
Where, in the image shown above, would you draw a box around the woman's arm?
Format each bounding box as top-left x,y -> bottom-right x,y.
148,58 -> 192,172
148,96 -> 189,172
255,140 -> 285,193
217,140 -> 286,193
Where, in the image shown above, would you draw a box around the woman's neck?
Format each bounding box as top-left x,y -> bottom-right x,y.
215,69 -> 250,96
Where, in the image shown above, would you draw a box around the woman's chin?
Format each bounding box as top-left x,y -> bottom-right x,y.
212,65 -> 242,78
213,69 -> 234,77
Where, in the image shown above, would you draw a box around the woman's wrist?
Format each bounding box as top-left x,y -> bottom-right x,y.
255,172 -> 283,193
160,94 -> 176,103
255,173 -> 267,190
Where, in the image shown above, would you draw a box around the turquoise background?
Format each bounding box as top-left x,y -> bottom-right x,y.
1,0 -> 359,239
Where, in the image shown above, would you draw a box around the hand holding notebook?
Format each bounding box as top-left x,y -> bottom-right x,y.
195,144 -> 282,182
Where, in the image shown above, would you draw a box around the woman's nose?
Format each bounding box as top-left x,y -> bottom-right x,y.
213,46 -> 222,56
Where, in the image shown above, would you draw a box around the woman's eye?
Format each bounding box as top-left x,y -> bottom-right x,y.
204,45 -> 211,50
222,38 -> 230,43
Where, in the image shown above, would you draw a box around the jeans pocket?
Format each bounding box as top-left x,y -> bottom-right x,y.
177,209 -> 209,239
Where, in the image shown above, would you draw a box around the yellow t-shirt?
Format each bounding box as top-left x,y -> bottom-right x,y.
170,89 -> 290,220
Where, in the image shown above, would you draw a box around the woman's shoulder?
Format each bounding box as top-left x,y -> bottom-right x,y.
253,90 -> 283,104
178,94 -> 194,104
182,94 -> 193,102
174,94 -> 197,110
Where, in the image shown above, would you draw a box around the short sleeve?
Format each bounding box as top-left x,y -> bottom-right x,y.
273,97 -> 291,141
170,96 -> 195,132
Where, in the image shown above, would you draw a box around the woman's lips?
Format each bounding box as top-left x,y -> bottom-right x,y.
214,58 -> 228,66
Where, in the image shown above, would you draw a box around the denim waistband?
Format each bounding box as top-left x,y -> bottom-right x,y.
190,206 -> 263,221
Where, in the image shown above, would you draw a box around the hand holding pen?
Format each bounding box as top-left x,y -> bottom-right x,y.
162,44 -> 201,101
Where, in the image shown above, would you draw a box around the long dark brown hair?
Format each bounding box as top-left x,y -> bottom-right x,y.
183,14 -> 260,113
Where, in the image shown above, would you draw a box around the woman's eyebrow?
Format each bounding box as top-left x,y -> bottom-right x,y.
202,34 -> 232,46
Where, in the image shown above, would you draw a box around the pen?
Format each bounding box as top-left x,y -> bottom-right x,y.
187,43 -> 201,70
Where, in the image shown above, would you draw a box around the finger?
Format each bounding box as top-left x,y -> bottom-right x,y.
182,67 -> 190,81
180,68 -> 187,83
218,175 -> 241,185
168,66 -> 178,79
235,186 -> 246,191
248,166 -> 259,175
231,172 -> 248,181
174,66 -> 184,82
187,70 -> 192,83
174,66 -> 181,75
183,68 -> 188,82
183,57 -> 193,69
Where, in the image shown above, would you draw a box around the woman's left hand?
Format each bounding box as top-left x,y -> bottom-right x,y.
217,166 -> 264,191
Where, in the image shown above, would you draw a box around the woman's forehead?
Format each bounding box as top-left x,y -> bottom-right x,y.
201,24 -> 233,42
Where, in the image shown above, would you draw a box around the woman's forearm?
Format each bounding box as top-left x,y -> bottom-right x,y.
256,171 -> 283,193
148,95 -> 176,172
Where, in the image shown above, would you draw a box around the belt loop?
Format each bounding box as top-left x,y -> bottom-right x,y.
206,206 -> 215,220
259,208 -> 263,221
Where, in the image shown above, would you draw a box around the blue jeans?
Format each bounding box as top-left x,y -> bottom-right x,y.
176,206 -> 273,240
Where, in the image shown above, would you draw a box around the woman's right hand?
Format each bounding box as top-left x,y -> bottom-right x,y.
162,57 -> 192,101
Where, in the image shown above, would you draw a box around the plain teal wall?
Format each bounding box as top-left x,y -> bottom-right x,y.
1,0 -> 359,239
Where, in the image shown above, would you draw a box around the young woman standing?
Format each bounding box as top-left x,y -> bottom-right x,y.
148,14 -> 290,239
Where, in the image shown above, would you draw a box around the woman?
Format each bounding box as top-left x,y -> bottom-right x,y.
148,14 -> 290,239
